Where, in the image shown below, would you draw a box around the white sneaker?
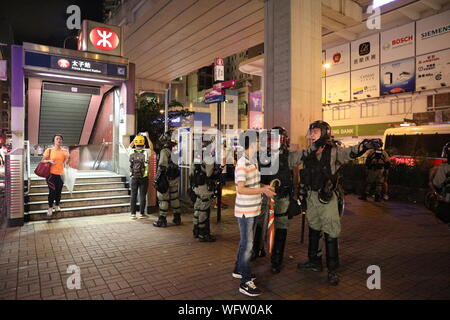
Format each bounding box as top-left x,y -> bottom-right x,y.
383,195 -> 389,201
140,213 -> 149,218
54,206 -> 61,212
47,208 -> 53,216
239,280 -> 262,297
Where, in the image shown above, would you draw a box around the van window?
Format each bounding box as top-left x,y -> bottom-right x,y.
385,134 -> 450,158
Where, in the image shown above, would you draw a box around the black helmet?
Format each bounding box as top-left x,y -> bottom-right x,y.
309,120 -> 331,140
442,141 -> 450,160
271,126 -> 290,149
159,130 -> 177,147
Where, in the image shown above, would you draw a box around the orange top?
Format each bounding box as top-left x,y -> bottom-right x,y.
44,148 -> 69,175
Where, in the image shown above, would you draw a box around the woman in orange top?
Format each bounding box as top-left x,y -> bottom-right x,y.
41,134 -> 69,217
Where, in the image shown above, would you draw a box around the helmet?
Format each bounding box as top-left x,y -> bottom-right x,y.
308,120 -> 331,140
442,141 -> 450,160
134,135 -> 145,147
271,126 -> 290,149
159,131 -> 177,148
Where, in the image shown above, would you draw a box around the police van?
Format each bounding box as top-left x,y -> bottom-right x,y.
383,124 -> 450,166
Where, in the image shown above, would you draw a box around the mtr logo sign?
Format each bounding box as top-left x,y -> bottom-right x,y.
78,20 -> 123,56
89,27 -> 120,51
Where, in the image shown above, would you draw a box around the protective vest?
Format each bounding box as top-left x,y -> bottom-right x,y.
259,149 -> 292,197
191,164 -> 207,187
160,147 -> 179,180
302,144 -> 332,191
366,150 -> 387,170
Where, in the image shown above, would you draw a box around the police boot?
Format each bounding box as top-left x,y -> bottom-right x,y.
374,194 -> 381,202
297,227 -> 323,272
173,213 -> 181,225
153,215 -> 167,228
324,233 -> 340,286
271,229 -> 287,274
358,193 -> 368,201
198,226 -> 216,242
193,224 -> 199,238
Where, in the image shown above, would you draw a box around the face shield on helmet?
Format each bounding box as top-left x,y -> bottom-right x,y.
270,126 -> 289,150
306,120 -> 331,144
159,131 -> 177,148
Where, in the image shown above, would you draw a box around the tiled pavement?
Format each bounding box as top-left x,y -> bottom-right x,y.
0,190 -> 449,300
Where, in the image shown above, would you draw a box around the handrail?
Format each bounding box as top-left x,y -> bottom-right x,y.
24,141 -> 31,195
92,142 -> 112,170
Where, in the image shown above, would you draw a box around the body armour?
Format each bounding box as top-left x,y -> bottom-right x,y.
259,149 -> 293,197
301,144 -> 333,191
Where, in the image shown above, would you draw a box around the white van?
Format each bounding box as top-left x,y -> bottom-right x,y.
383,124 -> 450,165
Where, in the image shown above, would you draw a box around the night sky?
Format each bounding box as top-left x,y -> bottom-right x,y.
0,0 -> 104,49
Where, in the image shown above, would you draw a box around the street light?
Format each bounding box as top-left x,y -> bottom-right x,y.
63,35 -> 79,49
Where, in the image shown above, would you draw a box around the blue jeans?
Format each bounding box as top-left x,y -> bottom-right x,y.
234,216 -> 255,284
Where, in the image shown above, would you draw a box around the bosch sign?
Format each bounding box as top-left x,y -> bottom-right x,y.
392,35 -> 413,46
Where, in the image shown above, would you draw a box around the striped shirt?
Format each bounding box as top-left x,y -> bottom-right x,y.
234,154 -> 261,218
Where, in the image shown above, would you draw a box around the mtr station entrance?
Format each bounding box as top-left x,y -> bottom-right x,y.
5,42 -> 145,227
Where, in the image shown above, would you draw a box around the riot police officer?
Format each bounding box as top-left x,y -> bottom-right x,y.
256,127 -> 293,274
189,135 -> 218,242
432,141 -> 450,224
153,131 -> 181,227
289,120 -> 382,286
359,140 -> 390,202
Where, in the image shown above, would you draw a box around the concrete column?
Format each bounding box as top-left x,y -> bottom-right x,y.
264,0 -> 322,149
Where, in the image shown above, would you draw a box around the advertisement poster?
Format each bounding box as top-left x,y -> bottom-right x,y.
326,73 -> 350,103
249,91 -> 262,112
351,66 -> 380,100
249,111 -> 263,129
325,43 -> 350,76
351,33 -> 380,70
416,49 -> 450,91
380,57 -> 415,95
416,10 -> 450,56
380,22 -> 415,64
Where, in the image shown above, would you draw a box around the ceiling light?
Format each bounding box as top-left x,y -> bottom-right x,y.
36,73 -> 112,83
372,0 -> 396,9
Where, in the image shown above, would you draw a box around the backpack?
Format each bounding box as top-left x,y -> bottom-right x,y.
130,151 -> 146,178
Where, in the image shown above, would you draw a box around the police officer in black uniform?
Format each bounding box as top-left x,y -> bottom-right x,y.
255,127 -> 294,274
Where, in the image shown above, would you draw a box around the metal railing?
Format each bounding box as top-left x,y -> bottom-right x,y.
24,140 -> 31,195
93,142 -> 112,170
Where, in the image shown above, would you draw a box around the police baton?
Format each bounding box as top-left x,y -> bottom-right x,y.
301,211 -> 306,244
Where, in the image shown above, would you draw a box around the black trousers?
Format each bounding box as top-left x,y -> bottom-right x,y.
47,174 -> 64,207
130,177 -> 149,215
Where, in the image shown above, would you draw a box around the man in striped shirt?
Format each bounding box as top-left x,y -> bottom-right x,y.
232,130 -> 276,297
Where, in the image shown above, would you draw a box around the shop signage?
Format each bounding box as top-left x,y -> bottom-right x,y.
416,49 -> 450,91
416,10 -> 450,55
78,20 -> 123,57
351,66 -> 380,100
325,73 -> 350,103
351,34 -> 379,71
380,57 -> 415,95
380,22 -> 415,64
325,43 -> 350,76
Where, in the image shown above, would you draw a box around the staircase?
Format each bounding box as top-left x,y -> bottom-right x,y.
25,171 -> 131,221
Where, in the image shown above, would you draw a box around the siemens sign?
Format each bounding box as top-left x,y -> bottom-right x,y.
421,24 -> 450,40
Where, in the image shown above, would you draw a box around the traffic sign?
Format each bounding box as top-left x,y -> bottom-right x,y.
205,95 -> 225,104
204,89 -> 224,100
213,80 -> 236,90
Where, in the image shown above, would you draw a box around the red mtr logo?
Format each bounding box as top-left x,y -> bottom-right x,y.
89,27 -> 119,51
57,59 -> 70,69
